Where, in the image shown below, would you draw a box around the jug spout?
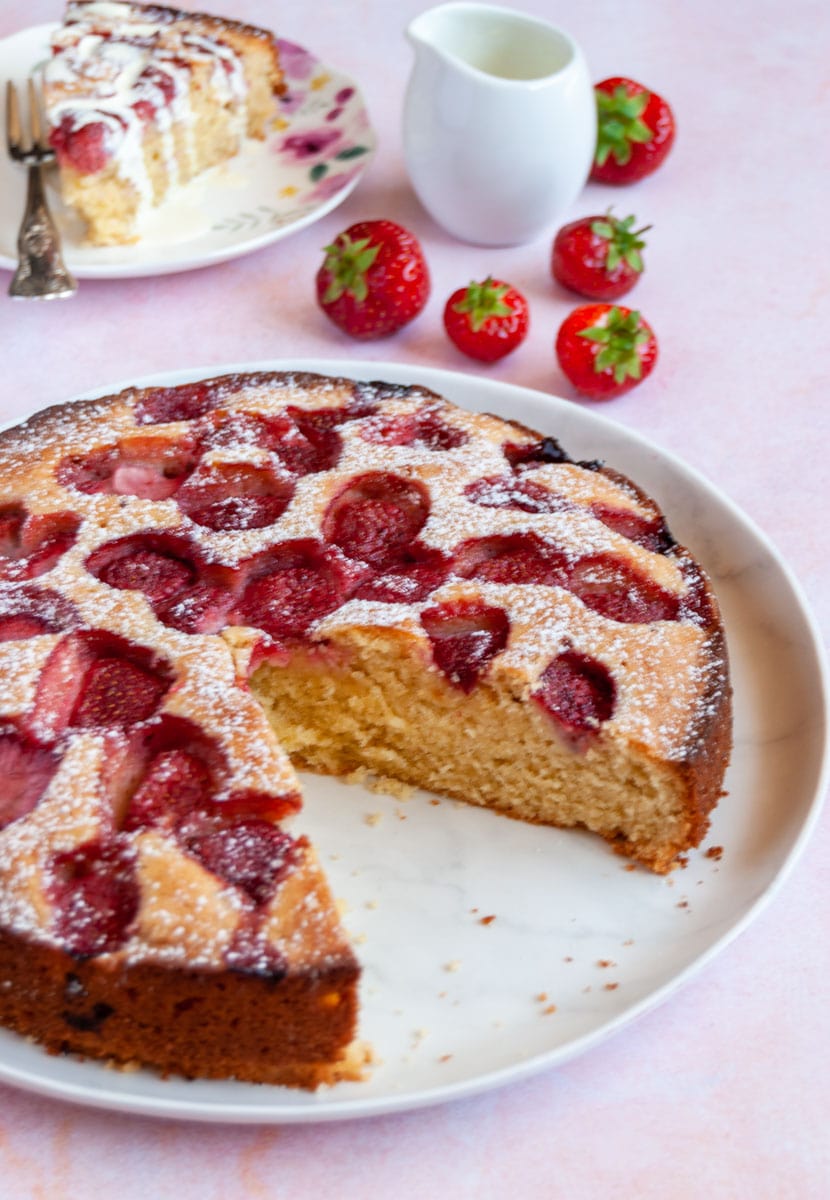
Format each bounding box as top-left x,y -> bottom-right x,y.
406,2 -> 584,85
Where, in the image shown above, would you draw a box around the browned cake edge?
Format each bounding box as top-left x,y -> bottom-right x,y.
0,929 -> 360,1087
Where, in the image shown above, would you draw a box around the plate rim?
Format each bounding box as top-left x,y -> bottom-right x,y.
0,357 -> 827,1123
0,24 -> 376,279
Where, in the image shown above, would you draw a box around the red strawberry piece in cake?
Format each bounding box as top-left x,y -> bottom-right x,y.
353,547 -> 450,604
503,437 -> 571,469
71,657 -> 170,729
464,475 -> 570,515
19,512 -> 81,577
93,544 -> 197,603
133,380 -> 224,425
590,503 -> 673,553
175,463 -> 295,532
0,726 -> 59,829
88,532 -> 238,635
533,650 -> 617,751
180,816 -> 299,906
32,633 -> 173,737
566,554 -> 680,623
0,586 -> 78,641
123,748 -> 214,833
154,580 -> 235,635
272,414 -> 343,477
0,504 -> 25,556
455,533 -> 569,589
361,408 -> 468,452
323,472 -> 430,569
234,542 -> 349,641
57,435 -> 198,499
421,600 -> 510,693
0,505 -> 80,580
49,115 -> 111,174
49,838 -> 139,957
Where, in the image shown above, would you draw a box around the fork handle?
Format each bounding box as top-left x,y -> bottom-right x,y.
9,163 -> 77,300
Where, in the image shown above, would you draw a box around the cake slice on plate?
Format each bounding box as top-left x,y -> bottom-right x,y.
42,0 -> 284,245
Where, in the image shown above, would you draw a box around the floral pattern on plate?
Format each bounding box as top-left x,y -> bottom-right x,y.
211,39 -> 375,236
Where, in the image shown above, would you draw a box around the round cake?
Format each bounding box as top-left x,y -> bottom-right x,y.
0,370 -> 732,1086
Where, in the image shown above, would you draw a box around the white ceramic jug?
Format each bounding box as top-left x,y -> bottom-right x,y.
403,2 -> 596,246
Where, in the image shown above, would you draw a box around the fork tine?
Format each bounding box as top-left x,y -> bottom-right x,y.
27,76 -> 45,151
6,80 -> 22,155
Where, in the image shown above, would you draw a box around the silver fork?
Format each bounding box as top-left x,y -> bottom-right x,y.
6,77 -> 77,299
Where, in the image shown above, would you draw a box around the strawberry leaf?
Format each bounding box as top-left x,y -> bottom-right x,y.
452,277 -> 514,333
321,235 -> 381,304
595,85 -> 655,168
577,307 -> 650,381
591,210 -> 650,277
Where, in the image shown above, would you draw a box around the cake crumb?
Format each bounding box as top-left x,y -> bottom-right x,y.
395,808 -> 408,821
364,899 -> 378,910
541,1004 -> 557,1015
563,955 -> 574,963
353,932 -> 367,945
535,992 -> 548,1003
705,845 -> 724,861
364,812 -> 383,827
479,914 -> 496,926
597,959 -> 616,968
444,959 -> 462,973
676,900 -> 689,909
438,1054 -> 453,1063
429,798 -> 441,806
604,982 -> 619,991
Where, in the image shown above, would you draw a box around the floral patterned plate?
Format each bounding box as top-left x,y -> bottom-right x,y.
0,26 -> 376,279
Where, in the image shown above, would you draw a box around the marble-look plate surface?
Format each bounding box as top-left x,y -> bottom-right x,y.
0,360 -> 825,1122
0,27 -> 375,278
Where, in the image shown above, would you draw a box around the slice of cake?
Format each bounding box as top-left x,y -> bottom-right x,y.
0,371 -> 732,1085
42,1 -> 284,245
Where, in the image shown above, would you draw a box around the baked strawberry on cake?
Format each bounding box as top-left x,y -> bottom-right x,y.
0,371 -> 732,1085
42,1 -> 284,245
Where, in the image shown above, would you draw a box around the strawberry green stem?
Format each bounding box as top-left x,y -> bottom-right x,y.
577,307 -> 650,384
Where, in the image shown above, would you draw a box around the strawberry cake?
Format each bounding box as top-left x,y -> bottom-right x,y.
0,370 -> 732,1086
42,1 -> 284,245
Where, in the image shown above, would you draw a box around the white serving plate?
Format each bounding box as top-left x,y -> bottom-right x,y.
0,359 -> 825,1123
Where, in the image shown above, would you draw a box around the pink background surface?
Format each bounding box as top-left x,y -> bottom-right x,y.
1,1 -> 828,1195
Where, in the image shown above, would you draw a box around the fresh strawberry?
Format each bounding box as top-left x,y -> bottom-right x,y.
555,304 -> 658,400
316,219 -> 430,339
443,277 -> 529,363
552,211 -> 650,301
591,77 -> 675,185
